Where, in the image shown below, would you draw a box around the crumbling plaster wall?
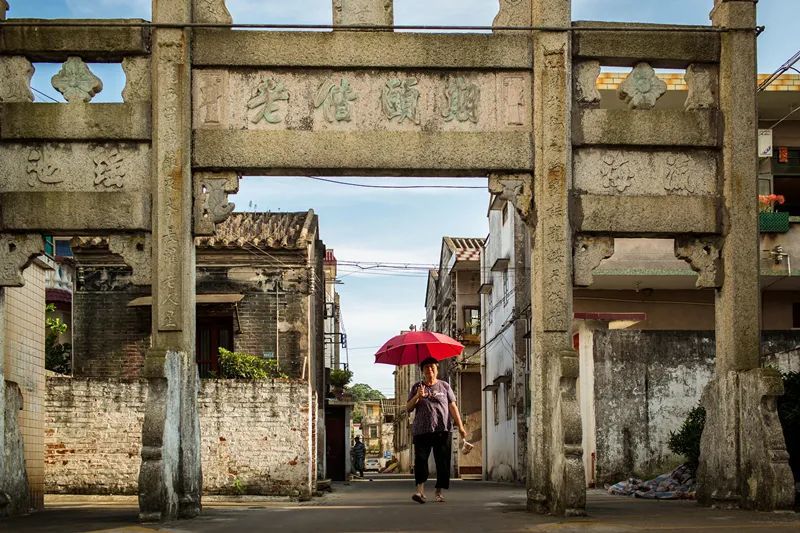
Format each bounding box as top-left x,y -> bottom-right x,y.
592,330 -> 800,484
45,377 -> 314,497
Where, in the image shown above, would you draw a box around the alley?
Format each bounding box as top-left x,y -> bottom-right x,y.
5,479 -> 800,533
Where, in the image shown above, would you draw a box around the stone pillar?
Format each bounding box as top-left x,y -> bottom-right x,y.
697,0 -> 794,511
527,0 -> 586,516
332,0 -> 393,28
138,0 -> 201,521
0,288 -> 6,508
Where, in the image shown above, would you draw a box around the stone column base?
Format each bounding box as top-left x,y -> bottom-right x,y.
0,381 -> 30,518
697,368 -> 794,511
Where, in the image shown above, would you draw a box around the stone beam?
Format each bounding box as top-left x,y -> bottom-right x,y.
0,20 -> 151,62
528,0 -> 586,517
194,131 -> 532,175
0,103 -> 151,141
572,23 -> 720,68
193,30 -> 531,69
575,194 -> 719,234
0,192 -> 150,232
572,109 -> 719,147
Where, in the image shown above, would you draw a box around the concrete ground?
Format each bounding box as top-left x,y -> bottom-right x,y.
4,479 -> 800,532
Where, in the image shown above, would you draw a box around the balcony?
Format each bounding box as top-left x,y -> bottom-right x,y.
759,212 -> 790,233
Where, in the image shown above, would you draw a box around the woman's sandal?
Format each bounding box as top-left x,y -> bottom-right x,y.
412,493 -> 426,504
435,494 -> 445,503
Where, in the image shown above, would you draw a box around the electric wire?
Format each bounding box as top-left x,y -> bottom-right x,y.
305,176 -> 486,190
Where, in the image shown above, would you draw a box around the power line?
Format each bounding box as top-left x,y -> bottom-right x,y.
758,49 -> 800,92
305,176 -> 485,190
31,86 -> 60,103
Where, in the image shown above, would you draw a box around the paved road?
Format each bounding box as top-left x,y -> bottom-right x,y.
5,480 -> 800,532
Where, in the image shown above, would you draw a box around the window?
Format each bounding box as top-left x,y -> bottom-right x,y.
368,425 -> 378,438
502,202 -> 509,225
502,270 -> 509,302
793,303 -> 800,329
463,307 -> 480,336
55,238 -> 73,257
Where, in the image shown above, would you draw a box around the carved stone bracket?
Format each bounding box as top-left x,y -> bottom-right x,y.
685,64 -> 719,111
573,235 -> 614,287
493,0 -> 532,30
1,0 -> 9,20
0,57 -> 34,103
193,0 -> 232,24
193,172 -> 240,236
122,57 -> 151,103
488,174 -> 534,226
674,236 -> 721,288
573,61 -> 601,107
0,234 -> 44,287
109,233 -> 152,286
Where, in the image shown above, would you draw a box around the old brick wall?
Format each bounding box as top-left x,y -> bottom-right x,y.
72,268 -> 150,378
592,330 -> 800,483
45,378 -> 146,494
45,377 -> 314,496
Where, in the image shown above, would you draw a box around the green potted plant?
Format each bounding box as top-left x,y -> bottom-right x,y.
329,368 -> 353,398
759,194 -> 790,233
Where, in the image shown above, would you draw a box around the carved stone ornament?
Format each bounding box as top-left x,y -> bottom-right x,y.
663,154 -> 698,194
492,0 -> 532,30
51,57 -> 103,103
1,0 -> 8,20
333,0 -> 393,27
0,234 -> 44,287
193,0 -> 233,24
618,63 -> 667,110
0,56 -> 34,103
488,174 -> 534,225
442,76 -> 480,123
314,79 -> 357,123
574,61 -> 601,107
381,78 -> 420,124
109,234 -> 152,286
248,78 -> 290,124
573,235 -> 614,287
194,172 -> 240,235
26,147 -> 62,186
600,152 -> 634,193
121,57 -> 150,103
674,237 -> 722,288
93,148 -> 126,189
684,64 -> 718,111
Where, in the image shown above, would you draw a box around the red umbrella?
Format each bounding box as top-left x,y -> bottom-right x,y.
374,331 -> 464,366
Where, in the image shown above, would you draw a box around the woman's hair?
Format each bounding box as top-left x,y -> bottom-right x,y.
419,357 -> 439,370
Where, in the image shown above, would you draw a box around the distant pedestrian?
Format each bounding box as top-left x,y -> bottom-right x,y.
351,436 -> 366,478
406,357 -> 467,504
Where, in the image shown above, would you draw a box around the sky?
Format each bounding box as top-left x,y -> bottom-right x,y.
9,0 -> 799,397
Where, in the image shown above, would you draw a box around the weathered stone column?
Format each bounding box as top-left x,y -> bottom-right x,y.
138,0 -> 201,521
527,0 -> 586,516
697,0 -> 794,510
332,0 -> 393,28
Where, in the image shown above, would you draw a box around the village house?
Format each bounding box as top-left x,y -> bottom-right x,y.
43,211 -> 329,497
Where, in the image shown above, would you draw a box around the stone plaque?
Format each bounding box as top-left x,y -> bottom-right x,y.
573,148 -> 718,196
0,143 -> 150,192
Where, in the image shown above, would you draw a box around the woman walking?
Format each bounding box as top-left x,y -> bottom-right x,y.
406,356 -> 468,504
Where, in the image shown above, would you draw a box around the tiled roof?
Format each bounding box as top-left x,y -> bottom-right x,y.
596,73 -> 800,92
324,248 -> 337,264
73,211 -> 317,251
444,237 -> 484,263
197,211 -> 317,250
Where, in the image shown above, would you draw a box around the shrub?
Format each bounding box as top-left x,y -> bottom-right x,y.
45,304 -> 72,374
329,368 -> 353,388
218,348 -> 286,379
668,404 -> 706,472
